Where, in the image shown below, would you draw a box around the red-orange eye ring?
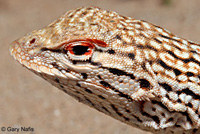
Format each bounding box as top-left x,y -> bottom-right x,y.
64,41 -> 95,61
65,42 -> 95,56
61,39 -> 108,61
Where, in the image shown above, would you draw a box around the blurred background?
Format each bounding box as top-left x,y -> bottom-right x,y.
1,0 -> 200,134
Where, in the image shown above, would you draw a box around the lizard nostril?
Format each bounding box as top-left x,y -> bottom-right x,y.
30,38 -> 36,44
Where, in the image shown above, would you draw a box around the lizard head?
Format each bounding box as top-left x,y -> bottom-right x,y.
10,6 -> 158,130
10,7 -> 116,79
10,6 -> 152,98
9,7 -> 121,76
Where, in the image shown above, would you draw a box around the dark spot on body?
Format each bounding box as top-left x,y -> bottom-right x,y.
90,23 -> 97,26
166,94 -> 169,99
117,92 -> 133,101
123,28 -> 128,30
98,95 -> 105,100
85,88 -> 93,94
124,117 -> 130,121
69,14 -> 74,18
87,7 -> 93,10
159,34 -> 182,43
81,73 -> 87,79
177,91 -> 181,95
52,62 -> 59,68
152,116 -> 160,124
64,69 -> 70,72
60,85 -> 64,88
102,106 -> 110,114
63,89 -> 68,94
183,57 -> 200,65
173,69 -> 182,76
159,83 -> 172,91
175,124 -> 181,128
108,68 -> 135,79
97,75 -> 102,79
51,62 -> 70,72
76,83 -> 81,87
126,109 -> 130,113
161,112 -> 165,117
107,49 -> 115,54
141,62 -> 148,72
151,100 -> 170,112
85,97 -> 95,107
99,78 -> 133,101
75,90 -> 80,94
167,50 -> 180,60
177,99 -> 182,103
154,38 -> 162,44
182,88 -> 199,100
141,111 -> 151,118
97,49 -> 103,52
72,60 -> 77,64
100,81 -> 112,88
111,104 -> 123,116
193,129 -> 198,133
108,68 -> 126,76
115,35 -> 121,40
55,78 -> 60,83
158,60 -> 172,70
188,102 -> 193,108
42,48 -> 62,53
139,79 -> 150,89
190,50 -> 197,54
121,16 -> 128,20
132,114 -> 142,122
166,117 -> 174,123
159,34 -> 172,40
181,112 -> 193,125
136,45 -> 158,51
90,61 -> 102,66
128,53 -> 135,60
186,72 -> 194,77
81,11 -> 88,16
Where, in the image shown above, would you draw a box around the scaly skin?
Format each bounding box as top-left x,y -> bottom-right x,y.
9,7 -> 200,134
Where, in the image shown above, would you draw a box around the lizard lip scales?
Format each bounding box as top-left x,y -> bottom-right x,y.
9,6 -> 200,134
10,41 -> 25,65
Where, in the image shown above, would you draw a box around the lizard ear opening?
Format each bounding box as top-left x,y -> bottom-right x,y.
64,41 -> 95,61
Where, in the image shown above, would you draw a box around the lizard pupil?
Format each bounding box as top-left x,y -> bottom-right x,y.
72,45 -> 89,55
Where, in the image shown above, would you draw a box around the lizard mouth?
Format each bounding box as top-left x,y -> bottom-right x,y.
9,40 -> 81,80
10,41 -> 28,67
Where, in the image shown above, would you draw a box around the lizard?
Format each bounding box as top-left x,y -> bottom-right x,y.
9,7 -> 200,134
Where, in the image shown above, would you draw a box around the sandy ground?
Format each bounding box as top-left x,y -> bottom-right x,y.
1,0 -> 200,134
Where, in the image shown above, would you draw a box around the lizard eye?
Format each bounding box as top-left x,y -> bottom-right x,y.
64,41 -> 95,61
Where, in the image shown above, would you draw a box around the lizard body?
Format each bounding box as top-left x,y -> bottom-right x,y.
9,7 -> 200,134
